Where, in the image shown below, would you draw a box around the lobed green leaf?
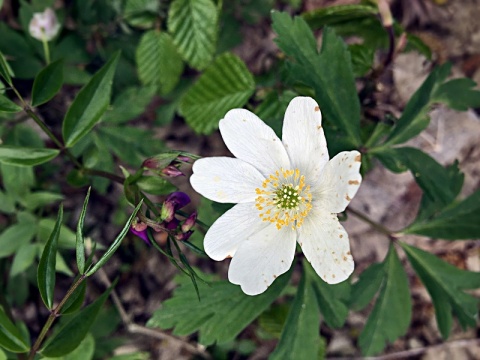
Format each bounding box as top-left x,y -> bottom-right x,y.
179,52 -> 255,134
401,243 -> 480,338
359,245 -> 411,356
147,269 -> 292,345
62,52 -> 120,148
270,261 -> 320,359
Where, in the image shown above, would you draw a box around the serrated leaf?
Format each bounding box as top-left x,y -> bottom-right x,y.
147,269 -> 292,345
0,95 -> 22,113
0,306 -> 30,353
10,243 -> 37,277
432,78 -> 480,111
136,31 -> 184,95
76,188 -> 90,274
31,59 -> 64,107
85,201 -> 143,276
168,0 -> 218,70
349,262 -> 385,311
383,64 -> 450,146
38,204 -> 63,309
359,245 -> 411,356
405,189 -> 480,240
401,243 -> 480,338
0,146 -> 59,166
41,284 -> 114,357
270,261 -> 320,360
272,13 -> 361,146
179,52 -> 255,134
62,52 -> 119,147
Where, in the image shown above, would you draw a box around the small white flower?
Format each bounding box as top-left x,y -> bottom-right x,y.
190,97 -> 362,295
29,8 -> 60,42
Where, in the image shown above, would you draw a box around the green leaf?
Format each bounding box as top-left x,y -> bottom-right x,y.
179,52 -> 255,134
136,31 -> 184,95
0,50 -> 13,85
0,95 -> 22,113
349,262 -> 385,311
359,245 -> 411,356
401,243 -> 480,338
168,0 -> 218,70
42,332 -> 95,360
432,78 -> 480,111
136,176 -> 176,195
41,284 -> 114,357
10,243 -> 37,277
272,13 -> 361,146
270,261 -> 320,359
405,189 -> 480,240
102,86 -> 156,124
0,306 -> 30,353
123,0 -> 159,29
309,269 -> 350,328
31,59 -> 64,107
349,44 -> 374,77
0,146 -> 59,166
76,188 -> 90,274
85,201 -> 143,276
61,277 -> 87,315
302,4 -> 378,29
19,191 -> 64,210
62,52 -> 120,147
38,218 -> 77,249
147,269 -> 292,345
0,218 -> 37,258
383,63 -> 450,146
37,204 -> 63,309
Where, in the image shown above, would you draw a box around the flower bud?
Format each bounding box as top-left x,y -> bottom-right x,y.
131,221 -> 149,244
29,8 -> 60,41
161,165 -> 184,177
181,211 -> 197,233
160,192 -> 190,222
175,230 -> 193,241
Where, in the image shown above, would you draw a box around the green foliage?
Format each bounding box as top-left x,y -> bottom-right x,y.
0,50 -> 13,85
37,204 -> 63,309
31,59 -> 64,107
272,12 -> 361,146
302,3 -> 378,29
349,262 -> 384,311
62,52 -> 120,147
0,306 -> 30,353
358,245 -> 411,356
76,188 -> 90,275
0,146 -> 59,166
147,269 -> 292,345
401,243 -> 480,338
179,52 -> 255,134
0,94 -> 22,112
42,333 -> 95,360
41,285 -> 113,357
168,0 -> 218,70
270,261 -> 320,360
136,30 -> 184,94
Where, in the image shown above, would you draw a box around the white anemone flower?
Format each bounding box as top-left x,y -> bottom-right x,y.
190,96 -> 362,295
29,8 -> 60,42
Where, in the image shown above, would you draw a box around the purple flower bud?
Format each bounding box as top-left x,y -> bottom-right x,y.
181,211 -> 197,233
161,165 -> 184,177
131,224 -> 150,245
160,192 -> 190,222
177,155 -> 191,163
175,230 -> 193,241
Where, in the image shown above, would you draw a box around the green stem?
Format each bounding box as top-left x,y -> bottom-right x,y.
42,38 -> 50,65
83,168 -> 124,184
347,207 -> 399,239
28,275 -> 86,360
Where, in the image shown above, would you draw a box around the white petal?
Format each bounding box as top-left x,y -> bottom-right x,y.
282,97 -> 329,180
204,203 -> 267,261
298,208 -> 354,284
191,157 -> 264,203
313,150 -> 362,213
220,109 -> 290,177
228,225 -> 296,295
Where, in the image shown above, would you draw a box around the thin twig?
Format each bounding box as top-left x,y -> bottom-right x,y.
346,207 -> 399,239
327,338 -> 480,360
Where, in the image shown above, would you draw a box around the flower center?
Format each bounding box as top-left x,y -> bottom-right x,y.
255,168 -> 312,230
